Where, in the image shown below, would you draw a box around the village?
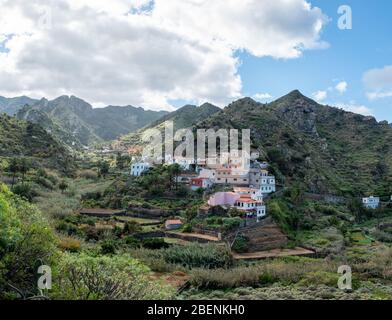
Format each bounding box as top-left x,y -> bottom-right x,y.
116,150 -> 310,259
131,151 -> 274,222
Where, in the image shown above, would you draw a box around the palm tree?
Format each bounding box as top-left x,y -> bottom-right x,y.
168,164 -> 182,190
8,158 -> 19,188
59,180 -> 68,194
18,158 -> 30,183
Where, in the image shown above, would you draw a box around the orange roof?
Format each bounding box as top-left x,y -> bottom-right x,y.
166,219 -> 183,225
237,196 -> 262,204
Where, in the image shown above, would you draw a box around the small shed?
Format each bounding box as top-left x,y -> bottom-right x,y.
165,219 -> 184,230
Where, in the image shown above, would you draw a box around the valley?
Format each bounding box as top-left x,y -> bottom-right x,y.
1,91 -> 392,300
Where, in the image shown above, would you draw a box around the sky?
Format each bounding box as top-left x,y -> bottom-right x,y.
0,0 -> 391,121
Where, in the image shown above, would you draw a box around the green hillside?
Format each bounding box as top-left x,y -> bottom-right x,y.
198,90 -> 392,196
117,102 -> 221,150
17,95 -> 168,148
0,114 -> 72,170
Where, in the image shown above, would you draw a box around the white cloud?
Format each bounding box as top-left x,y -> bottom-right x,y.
152,0 -> 328,59
253,93 -> 273,102
0,0 -> 328,110
335,81 -> 347,93
312,90 -> 327,102
337,102 -> 373,116
364,66 -> 392,100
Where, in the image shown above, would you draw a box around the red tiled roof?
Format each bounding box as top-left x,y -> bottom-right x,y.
166,219 -> 183,225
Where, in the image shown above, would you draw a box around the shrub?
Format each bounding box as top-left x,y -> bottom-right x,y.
162,243 -> 233,269
12,183 -> 38,202
182,224 -> 192,233
52,253 -> 175,300
0,183 -> 58,299
123,236 -> 141,248
101,239 -> 118,255
222,217 -> 242,231
59,237 -> 81,253
123,221 -> 142,235
232,234 -> 249,253
34,176 -> 54,190
188,257 -> 339,290
298,271 -> 340,287
56,221 -> 82,237
190,267 -> 261,289
77,169 -> 98,180
142,238 -> 169,250
46,173 -> 59,185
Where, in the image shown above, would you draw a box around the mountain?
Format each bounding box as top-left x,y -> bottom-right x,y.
115,102 -> 221,150
17,95 -> 168,147
197,90 -> 392,196
0,96 -> 38,115
0,114 -> 72,170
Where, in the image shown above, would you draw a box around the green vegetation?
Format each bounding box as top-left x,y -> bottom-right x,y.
0,114 -> 73,171
2,91 -> 392,300
0,183 -> 58,299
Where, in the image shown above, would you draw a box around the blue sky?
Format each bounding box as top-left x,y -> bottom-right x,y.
0,1 -> 391,119
238,0 -> 392,122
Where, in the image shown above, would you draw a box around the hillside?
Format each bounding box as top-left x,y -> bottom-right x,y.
0,114 -> 72,170
0,96 -> 38,115
17,95 -> 168,147
116,102 -> 221,151
197,90 -> 392,196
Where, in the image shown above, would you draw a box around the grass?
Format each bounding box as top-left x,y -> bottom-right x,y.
116,216 -> 161,225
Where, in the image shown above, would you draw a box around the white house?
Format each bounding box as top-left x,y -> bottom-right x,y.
259,170 -> 276,194
208,189 -> 267,221
190,177 -> 213,191
174,158 -> 195,171
130,162 -> 151,176
362,196 -> 380,209
234,195 -> 266,221
233,187 -> 264,201
198,168 -> 216,182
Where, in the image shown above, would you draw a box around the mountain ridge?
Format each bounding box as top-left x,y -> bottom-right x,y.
0,96 -> 39,115
197,90 -> 392,195
16,95 -> 169,147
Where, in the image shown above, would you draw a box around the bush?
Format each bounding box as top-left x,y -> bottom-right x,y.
190,267 -> 262,289
52,253 -> 175,300
182,224 -> 192,233
188,257 -> 339,290
231,234 -> 249,253
101,239 -> 118,255
0,183 -> 58,299
12,183 -> 38,201
123,236 -> 141,248
58,237 -> 81,252
123,221 -> 142,235
77,169 -> 98,180
298,271 -> 340,287
162,243 -> 233,269
56,221 -> 83,237
34,176 -> 54,190
142,238 -> 169,250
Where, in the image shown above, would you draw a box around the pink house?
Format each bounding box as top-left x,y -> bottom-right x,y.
208,192 -> 240,207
